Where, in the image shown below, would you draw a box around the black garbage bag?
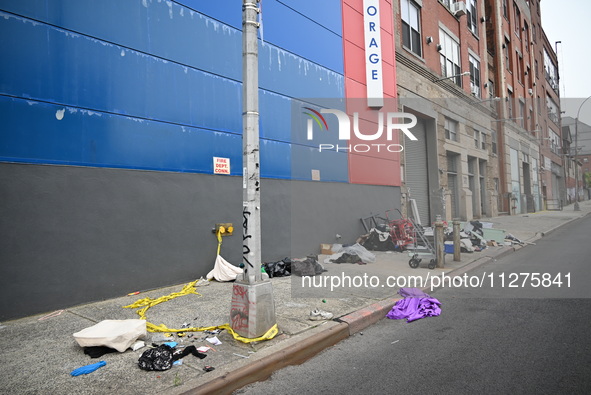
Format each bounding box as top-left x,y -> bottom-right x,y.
263,258 -> 292,278
331,252 -> 362,264
138,344 -> 174,371
292,256 -> 326,276
362,229 -> 397,251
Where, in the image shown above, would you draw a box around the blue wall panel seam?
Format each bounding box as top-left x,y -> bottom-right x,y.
0,93 -> 241,137
0,93 -> 336,149
274,0 -> 342,37
0,8 -> 345,79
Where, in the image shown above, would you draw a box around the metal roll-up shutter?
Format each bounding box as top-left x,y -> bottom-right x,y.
404,118 -> 430,225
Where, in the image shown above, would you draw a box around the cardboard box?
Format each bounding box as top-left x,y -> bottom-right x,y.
320,244 -> 333,255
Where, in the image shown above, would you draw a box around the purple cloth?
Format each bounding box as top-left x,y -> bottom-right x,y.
386,288 -> 441,323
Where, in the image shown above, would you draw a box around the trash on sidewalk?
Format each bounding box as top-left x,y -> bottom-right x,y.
263,257 -> 292,278
309,309 -> 333,321
73,319 -> 147,352
323,243 -> 376,265
320,243 -> 335,255
505,233 -> 524,245
83,346 -> 118,358
206,254 -> 243,282
292,255 -> 326,276
151,333 -> 175,342
138,344 -> 206,371
138,344 -> 174,371
123,280 -> 279,344
38,309 -> 64,321
206,336 -> 222,346
70,361 -> 107,376
203,365 -> 215,372
207,227 -> 243,281
359,228 -> 399,251
131,340 -> 146,351
386,287 -> 441,323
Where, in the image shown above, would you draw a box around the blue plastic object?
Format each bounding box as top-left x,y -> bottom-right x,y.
70,361 -> 107,376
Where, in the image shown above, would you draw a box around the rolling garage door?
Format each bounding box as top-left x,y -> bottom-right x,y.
404,117 -> 430,225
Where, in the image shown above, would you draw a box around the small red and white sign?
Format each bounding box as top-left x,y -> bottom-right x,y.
213,157 -> 231,174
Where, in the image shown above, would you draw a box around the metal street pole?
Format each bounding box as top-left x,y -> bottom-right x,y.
574,95 -> 591,211
230,0 -> 276,339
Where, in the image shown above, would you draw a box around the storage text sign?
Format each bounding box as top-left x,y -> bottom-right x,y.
363,0 -> 384,108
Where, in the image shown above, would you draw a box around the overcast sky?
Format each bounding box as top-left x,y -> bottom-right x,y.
541,1 -> 591,122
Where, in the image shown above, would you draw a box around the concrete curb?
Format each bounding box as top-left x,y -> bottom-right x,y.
183,212 -> 590,394
180,322 -> 349,395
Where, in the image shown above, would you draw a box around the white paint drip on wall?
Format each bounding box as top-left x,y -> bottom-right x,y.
142,0 -> 148,8
166,1 -> 173,19
55,108 -> 65,120
121,49 -> 125,56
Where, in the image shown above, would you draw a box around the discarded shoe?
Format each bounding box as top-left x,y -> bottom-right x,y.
309,309 -> 333,321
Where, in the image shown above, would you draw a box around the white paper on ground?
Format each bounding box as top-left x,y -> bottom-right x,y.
206,336 -> 222,345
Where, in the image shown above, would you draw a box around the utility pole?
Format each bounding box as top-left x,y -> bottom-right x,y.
574,96 -> 591,211
230,0 -> 276,339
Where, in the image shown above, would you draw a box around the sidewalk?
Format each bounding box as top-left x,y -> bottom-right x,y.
2,201 -> 590,395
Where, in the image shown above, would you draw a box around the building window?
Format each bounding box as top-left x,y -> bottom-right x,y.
491,130 -> 498,154
439,29 -> 461,86
467,0 -> 478,36
508,90 -> 514,119
481,133 -> 487,150
535,59 -> 539,78
544,48 -> 559,93
447,152 -> 460,219
445,117 -> 458,141
524,22 -> 529,52
532,23 -> 537,43
474,129 -> 480,148
514,3 -> 521,37
441,0 -> 452,8
549,129 -> 560,154
504,39 -> 511,72
488,80 -> 495,98
519,100 -> 525,128
503,0 -> 508,18
547,94 -> 559,124
401,0 -> 422,57
469,55 -> 481,97
516,52 -> 523,83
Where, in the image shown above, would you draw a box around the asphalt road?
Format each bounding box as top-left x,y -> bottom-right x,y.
236,216 -> 591,394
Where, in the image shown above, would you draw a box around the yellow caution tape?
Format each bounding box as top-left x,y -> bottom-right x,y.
216,228 -> 223,256
123,279 -> 279,343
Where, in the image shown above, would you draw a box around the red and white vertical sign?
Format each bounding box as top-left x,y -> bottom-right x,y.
363,0 -> 383,108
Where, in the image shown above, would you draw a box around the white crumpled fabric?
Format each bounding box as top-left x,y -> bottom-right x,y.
323,243 -> 376,264
206,255 -> 243,282
73,319 -> 147,352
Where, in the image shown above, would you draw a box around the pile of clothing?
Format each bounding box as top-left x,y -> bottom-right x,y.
386,288 -> 441,323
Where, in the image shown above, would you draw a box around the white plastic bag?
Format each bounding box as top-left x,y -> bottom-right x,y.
73,319 -> 147,352
206,255 -> 243,282
323,243 -> 376,264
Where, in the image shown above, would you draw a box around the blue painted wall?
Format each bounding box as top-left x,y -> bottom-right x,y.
0,0 -> 347,181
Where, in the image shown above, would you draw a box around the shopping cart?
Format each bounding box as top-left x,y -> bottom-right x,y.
402,212 -> 437,270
